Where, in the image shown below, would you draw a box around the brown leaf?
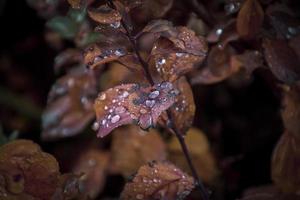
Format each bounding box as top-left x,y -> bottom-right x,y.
54,48 -> 83,73
0,140 -> 82,200
191,45 -> 240,84
83,42 -> 128,69
148,26 -> 207,82
93,82 -> 179,137
230,50 -> 263,75
88,5 -> 122,26
72,149 -> 110,198
281,85 -> 300,140
159,77 -> 195,134
67,0 -> 82,9
42,67 -> 97,140
111,125 -> 167,177
236,0 -> 264,39
271,132 -> 300,193
120,161 -> 194,200
168,128 -> 219,184
263,39 -> 300,84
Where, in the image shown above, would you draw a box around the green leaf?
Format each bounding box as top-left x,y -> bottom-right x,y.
68,8 -> 87,23
47,16 -> 78,39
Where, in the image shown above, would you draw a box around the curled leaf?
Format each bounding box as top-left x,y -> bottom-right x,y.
93,82 -> 179,137
168,128 -> 219,183
111,125 -> 167,177
120,161 -> 194,200
263,39 -> 300,84
236,0 -> 264,39
42,67 -> 97,140
271,132 -> 300,193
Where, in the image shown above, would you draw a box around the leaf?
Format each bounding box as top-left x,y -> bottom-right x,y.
83,42 -> 128,69
111,125 -> 167,177
236,0 -> 264,39
0,140 -> 82,199
67,0 -> 82,9
263,39 -> 300,84
47,16 -> 78,39
54,48 -> 83,73
72,149 -> 110,198
159,77 -> 195,134
281,85 -> 300,140
230,50 -> 263,75
191,45 -> 240,85
271,132 -> 300,193
120,161 -> 194,200
88,5 -> 122,26
168,128 -> 219,183
93,82 -> 179,137
42,67 -> 97,140
149,26 -> 207,82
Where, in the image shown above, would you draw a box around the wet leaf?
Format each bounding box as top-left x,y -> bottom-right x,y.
159,77 -> 195,134
120,161 -> 194,200
67,0 -> 82,9
83,42 -> 128,69
93,82 -> 179,137
0,140 -> 82,199
168,128 -> 219,183
263,39 -> 300,84
271,132 -> 300,193
236,0 -> 264,39
42,67 -> 97,140
191,45 -> 239,85
149,26 -> 208,82
111,125 -> 167,177
88,5 -> 122,26
72,149 -> 110,198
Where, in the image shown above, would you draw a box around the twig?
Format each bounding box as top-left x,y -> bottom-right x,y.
106,1 -> 209,199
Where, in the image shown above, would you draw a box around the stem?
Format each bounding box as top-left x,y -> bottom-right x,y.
167,111 -> 209,200
106,1 -> 209,198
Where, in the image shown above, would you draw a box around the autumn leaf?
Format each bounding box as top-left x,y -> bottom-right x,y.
0,140 -> 83,200
148,25 -> 207,82
168,128 -> 219,184
88,5 -> 122,26
42,67 -> 97,140
111,125 -> 167,177
263,39 -> 300,84
93,82 -> 179,137
191,45 -> 240,84
271,132 -> 300,193
83,42 -> 128,69
72,149 -> 110,198
236,0 -> 264,39
120,161 -> 194,200
158,77 -> 195,134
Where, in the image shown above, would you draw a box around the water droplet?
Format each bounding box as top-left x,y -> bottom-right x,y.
112,99 -> 117,103
157,58 -> 166,65
224,2 -> 240,14
216,28 -> 223,36
153,178 -> 158,183
99,93 -> 106,100
101,119 -> 107,125
121,91 -> 129,98
154,169 -> 158,173
67,78 -> 75,87
149,90 -> 160,99
115,49 -> 125,56
92,122 -> 99,131
109,108 -> 114,113
115,106 -> 126,113
176,53 -> 184,57
145,100 -> 155,108
111,115 -> 120,123
94,56 -> 102,63
136,194 -> 144,199
160,82 -> 173,90
104,106 -> 109,110
110,21 -> 120,29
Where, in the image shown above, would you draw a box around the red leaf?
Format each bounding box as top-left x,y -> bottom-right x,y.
93,82 -> 179,137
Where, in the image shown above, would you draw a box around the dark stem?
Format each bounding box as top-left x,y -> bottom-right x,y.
167,111 -> 209,200
106,1 -> 208,199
